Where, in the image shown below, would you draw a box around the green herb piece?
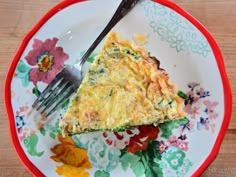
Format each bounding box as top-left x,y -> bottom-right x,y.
109,89 -> 113,96
177,90 -> 188,100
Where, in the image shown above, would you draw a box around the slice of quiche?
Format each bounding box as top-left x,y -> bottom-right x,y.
60,32 -> 185,136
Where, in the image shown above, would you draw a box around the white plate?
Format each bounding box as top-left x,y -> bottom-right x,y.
4,0 -> 232,177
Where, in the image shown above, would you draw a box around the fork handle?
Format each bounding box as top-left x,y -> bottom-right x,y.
76,0 -> 140,69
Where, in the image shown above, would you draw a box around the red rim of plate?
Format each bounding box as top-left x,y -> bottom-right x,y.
4,0 -> 232,177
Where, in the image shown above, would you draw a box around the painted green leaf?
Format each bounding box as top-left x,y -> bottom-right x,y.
94,170 -> 110,177
130,161 -> 145,177
146,166 -> 163,177
16,60 -> 31,75
23,134 -> 44,157
32,85 -> 41,98
120,148 -> 143,175
120,152 -> 141,171
177,117 -> 189,125
15,60 -> 31,87
146,141 -> 162,161
22,75 -> 30,87
159,117 -> 189,138
39,127 -> 46,136
152,166 -> 163,177
142,141 -> 163,177
80,51 -> 98,63
47,124 -> 58,133
49,132 -> 56,139
72,135 -> 88,149
120,143 -> 162,177
120,157 -> 129,171
159,122 -> 178,139
129,141 -> 163,177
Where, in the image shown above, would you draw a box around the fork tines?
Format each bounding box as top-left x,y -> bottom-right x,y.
32,70 -> 75,117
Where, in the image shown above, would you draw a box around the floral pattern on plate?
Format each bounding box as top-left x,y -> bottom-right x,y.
12,40 -> 220,176
7,1 -> 228,176
15,37 -> 69,86
51,124 -> 193,177
141,1 -> 211,57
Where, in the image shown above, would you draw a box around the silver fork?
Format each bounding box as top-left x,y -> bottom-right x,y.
32,0 -> 140,117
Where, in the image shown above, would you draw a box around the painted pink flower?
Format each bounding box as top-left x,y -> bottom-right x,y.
19,135 -> 25,141
168,136 -> 180,147
196,88 -> 210,98
157,140 -> 168,153
18,126 -> 36,142
203,100 -> 219,119
210,123 -> 215,133
191,106 -> 200,118
177,141 -> 189,152
184,105 -> 200,118
168,135 -> 189,151
184,90 -> 200,115
185,91 -> 200,105
25,38 -> 69,85
188,82 -> 200,90
183,104 -> 192,115
19,105 -> 29,113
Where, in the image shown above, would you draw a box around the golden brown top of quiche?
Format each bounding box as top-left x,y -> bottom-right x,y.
60,32 -> 185,136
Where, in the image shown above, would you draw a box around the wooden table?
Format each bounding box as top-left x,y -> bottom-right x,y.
0,0 -> 235,176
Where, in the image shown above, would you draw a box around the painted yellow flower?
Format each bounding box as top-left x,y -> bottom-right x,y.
56,164 -> 90,177
51,135 -> 91,177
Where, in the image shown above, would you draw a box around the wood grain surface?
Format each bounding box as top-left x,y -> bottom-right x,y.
0,0 -> 235,176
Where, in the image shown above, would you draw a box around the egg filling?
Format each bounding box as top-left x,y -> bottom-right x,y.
60,32 -> 185,136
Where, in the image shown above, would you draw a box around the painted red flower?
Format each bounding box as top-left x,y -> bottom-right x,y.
25,38 -> 69,85
127,125 -> 159,153
102,129 -> 139,149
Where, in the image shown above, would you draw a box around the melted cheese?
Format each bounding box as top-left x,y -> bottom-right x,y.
60,32 -> 185,136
